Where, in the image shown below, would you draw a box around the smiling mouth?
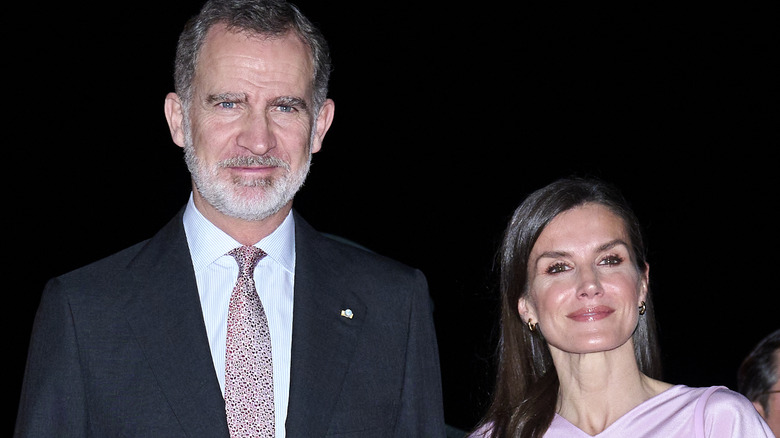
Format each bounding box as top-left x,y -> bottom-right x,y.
566,306 -> 614,322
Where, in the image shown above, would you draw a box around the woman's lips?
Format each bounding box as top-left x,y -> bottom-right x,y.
566,306 -> 614,322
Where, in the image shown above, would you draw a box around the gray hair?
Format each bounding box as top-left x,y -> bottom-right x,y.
173,0 -> 331,116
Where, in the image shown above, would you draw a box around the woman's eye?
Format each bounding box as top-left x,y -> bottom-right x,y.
546,262 -> 569,274
600,255 -> 623,266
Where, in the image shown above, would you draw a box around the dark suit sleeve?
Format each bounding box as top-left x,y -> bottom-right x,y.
394,269 -> 447,437
15,279 -> 90,437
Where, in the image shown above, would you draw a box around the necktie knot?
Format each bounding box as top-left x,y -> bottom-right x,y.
228,246 -> 267,278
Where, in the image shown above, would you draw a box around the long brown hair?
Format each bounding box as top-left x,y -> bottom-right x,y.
475,177 -> 662,438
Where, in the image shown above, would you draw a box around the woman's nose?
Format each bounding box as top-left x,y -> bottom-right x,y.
576,267 -> 604,298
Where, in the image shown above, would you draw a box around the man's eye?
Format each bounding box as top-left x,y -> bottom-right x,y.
218,102 -> 236,109
277,105 -> 294,113
546,262 -> 569,274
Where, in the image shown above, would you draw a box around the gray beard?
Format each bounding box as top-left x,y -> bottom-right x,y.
183,132 -> 311,222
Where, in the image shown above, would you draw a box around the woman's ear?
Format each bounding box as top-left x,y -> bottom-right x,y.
640,262 -> 650,302
518,296 -> 535,322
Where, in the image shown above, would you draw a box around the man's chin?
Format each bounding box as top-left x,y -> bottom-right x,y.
221,189 -> 294,221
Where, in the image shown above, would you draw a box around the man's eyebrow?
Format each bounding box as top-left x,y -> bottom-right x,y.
206,92 -> 247,104
270,96 -> 308,109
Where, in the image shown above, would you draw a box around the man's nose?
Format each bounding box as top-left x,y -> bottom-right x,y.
236,111 -> 276,155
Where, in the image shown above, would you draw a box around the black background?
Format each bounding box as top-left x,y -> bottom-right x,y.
7,1 -> 779,434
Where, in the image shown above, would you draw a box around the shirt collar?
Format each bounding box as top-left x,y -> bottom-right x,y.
182,193 -> 296,274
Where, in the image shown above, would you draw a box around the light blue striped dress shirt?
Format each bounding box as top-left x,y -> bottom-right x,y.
182,195 -> 294,438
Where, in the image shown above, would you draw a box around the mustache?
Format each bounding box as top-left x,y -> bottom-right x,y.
218,155 -> 290,170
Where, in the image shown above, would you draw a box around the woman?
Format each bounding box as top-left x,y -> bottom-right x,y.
470,177 -> 774,437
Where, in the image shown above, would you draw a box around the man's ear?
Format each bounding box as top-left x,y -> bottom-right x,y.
164,92 -> 186,148
310,98 -> 334,154
752,400 -> 766,419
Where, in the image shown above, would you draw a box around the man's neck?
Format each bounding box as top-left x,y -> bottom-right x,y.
192,194 -> 292,246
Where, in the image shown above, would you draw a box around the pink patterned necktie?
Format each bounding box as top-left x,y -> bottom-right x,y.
225,246 -> 275,438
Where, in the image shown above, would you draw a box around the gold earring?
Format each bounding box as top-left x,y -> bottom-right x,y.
527,320 -> 537,332
638,301 -> 646,315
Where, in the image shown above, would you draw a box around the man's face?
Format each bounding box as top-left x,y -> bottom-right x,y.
167,24 -> 333,222
760,351 -> 780,436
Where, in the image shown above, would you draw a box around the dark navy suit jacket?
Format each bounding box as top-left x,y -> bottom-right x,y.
15,208 -> 446,437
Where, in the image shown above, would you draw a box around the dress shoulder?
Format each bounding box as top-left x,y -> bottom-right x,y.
696,386 -> 775,437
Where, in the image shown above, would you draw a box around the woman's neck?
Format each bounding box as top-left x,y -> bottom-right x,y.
552,344 -> 672,435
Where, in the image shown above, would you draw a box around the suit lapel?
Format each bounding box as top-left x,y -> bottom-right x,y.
285,214 -> 367,437
123,211 -> 229,437
121,210 -> 368,436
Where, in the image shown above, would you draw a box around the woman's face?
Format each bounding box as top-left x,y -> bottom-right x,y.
518,203 -> 648,355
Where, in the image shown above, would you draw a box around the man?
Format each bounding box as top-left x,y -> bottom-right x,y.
738,329 -> 780,437
14,0 -> 446,436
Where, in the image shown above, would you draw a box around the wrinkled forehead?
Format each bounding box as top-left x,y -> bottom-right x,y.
206,23 -> 311,61
195,24 -> 315,96
198,23 -> 313,75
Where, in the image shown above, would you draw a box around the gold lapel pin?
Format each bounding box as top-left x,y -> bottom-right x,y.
340,309 -> 354,319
